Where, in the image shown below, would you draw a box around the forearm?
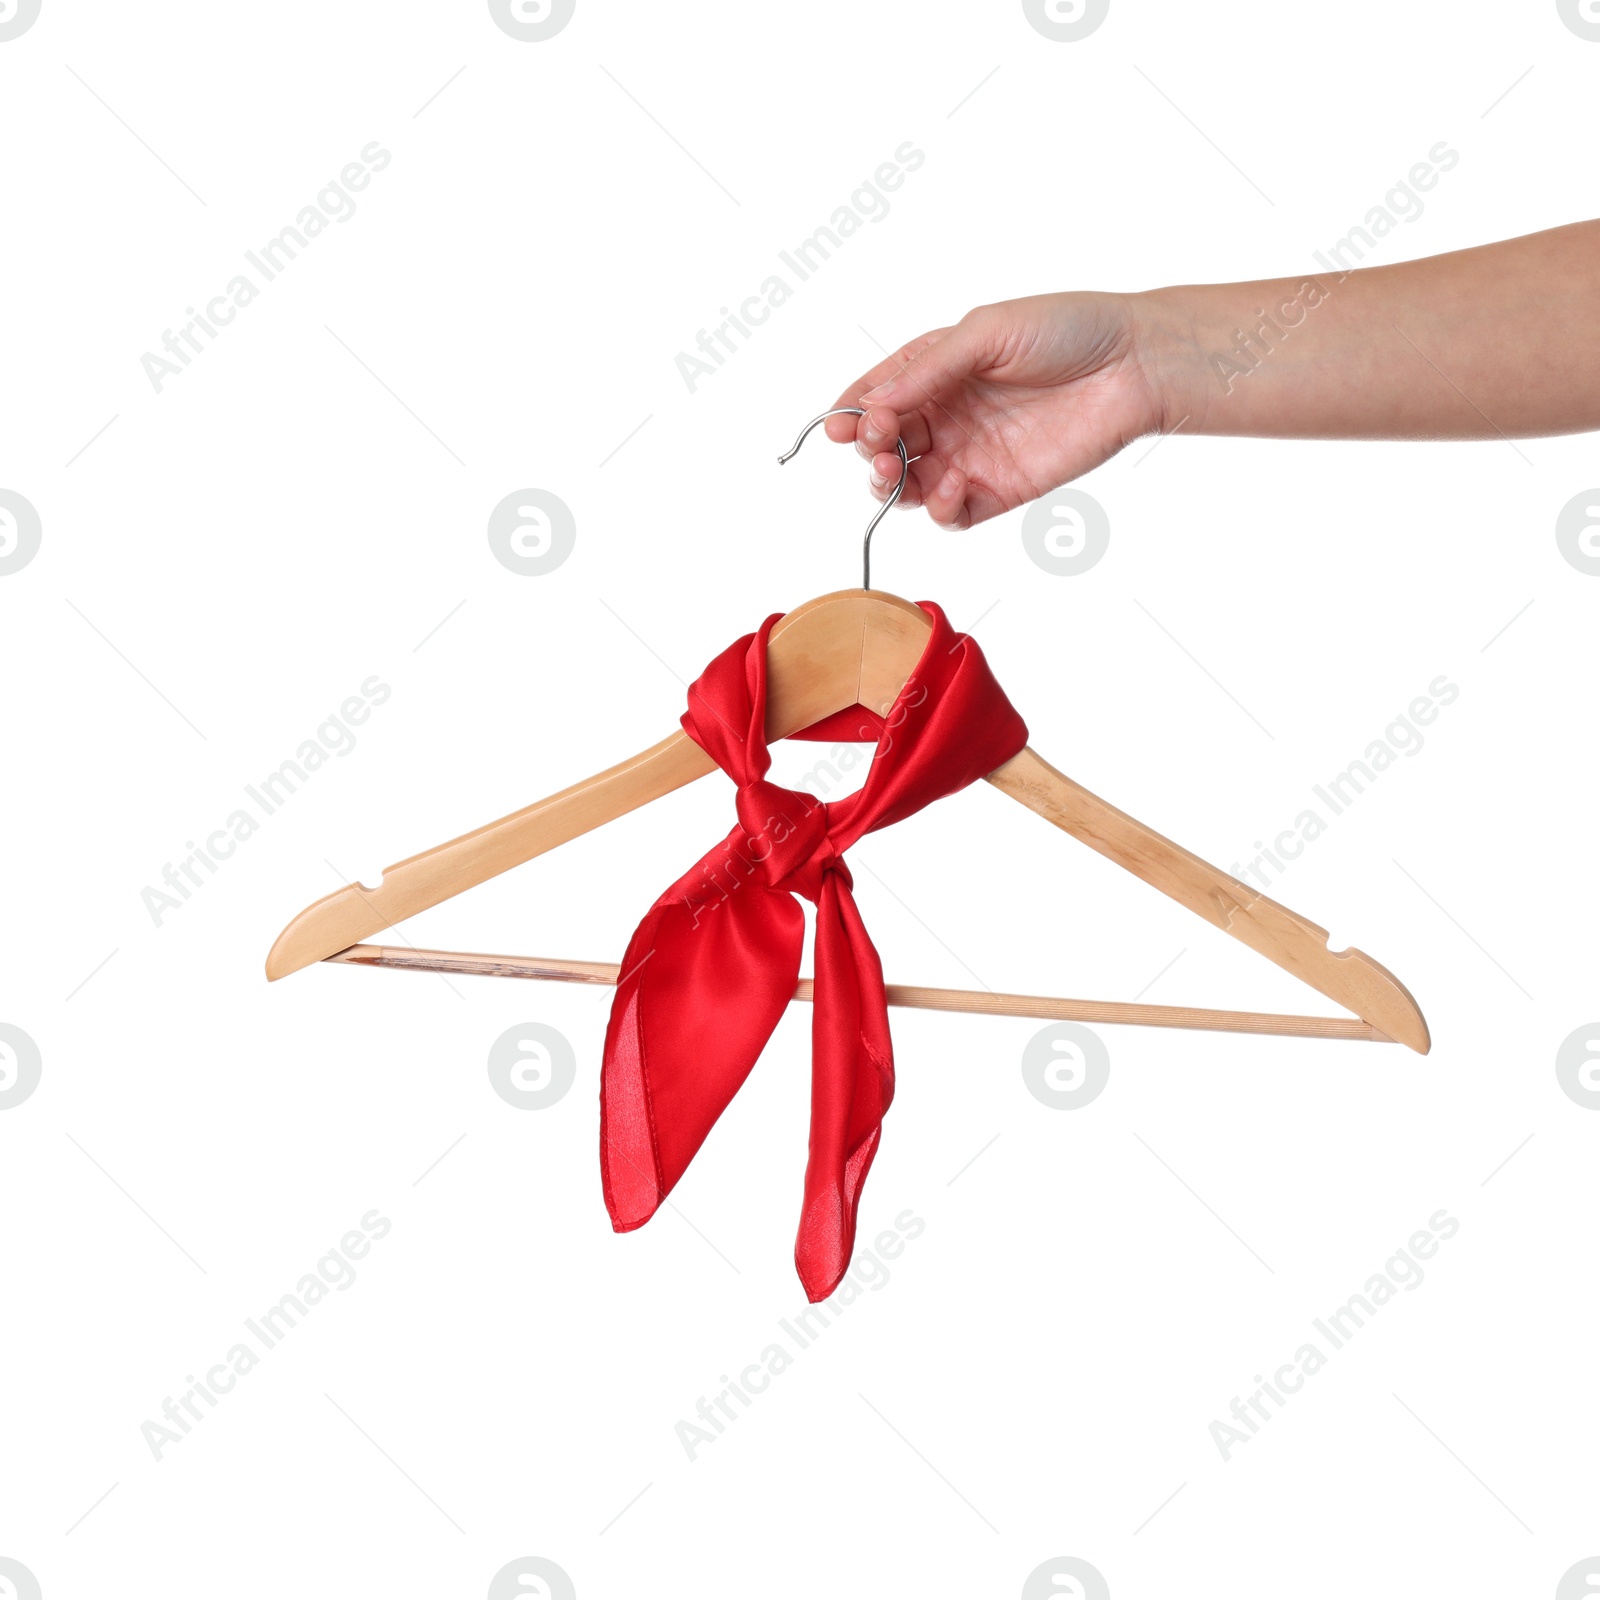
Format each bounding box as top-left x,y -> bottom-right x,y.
1136,221 -> 1600,441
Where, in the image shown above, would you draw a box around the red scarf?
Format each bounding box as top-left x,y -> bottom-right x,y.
600,602 -> 1028,1299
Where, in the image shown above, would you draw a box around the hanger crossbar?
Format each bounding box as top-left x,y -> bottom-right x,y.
327,944 -> 1393,1043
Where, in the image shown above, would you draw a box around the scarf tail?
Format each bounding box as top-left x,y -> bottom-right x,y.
794,872 -> 896,1301
600,837 -> 804,1234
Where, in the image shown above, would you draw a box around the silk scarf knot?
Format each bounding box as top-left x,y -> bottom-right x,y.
599,601 -> 1027,1300
734,777 -> 843,899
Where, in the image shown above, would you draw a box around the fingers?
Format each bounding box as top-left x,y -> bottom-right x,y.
854,405 -> 900,462
868,450 -> 928,505
828,330 -> 949,422
868,451 -> 970,528
868,451 -> 907,502
857,312 -> 999,416
847,403 -> 931,461
823,401 -> 926,456
824,329 -> 952,447
824,315 -> 996,528
923,464 -> 971,528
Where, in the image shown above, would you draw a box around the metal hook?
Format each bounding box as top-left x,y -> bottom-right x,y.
777,406 -> 908,590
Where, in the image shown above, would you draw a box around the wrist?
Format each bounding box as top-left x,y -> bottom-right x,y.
1123,285 -> 1215,436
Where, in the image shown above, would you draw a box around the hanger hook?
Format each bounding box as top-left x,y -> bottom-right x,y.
777,407 -> 909,590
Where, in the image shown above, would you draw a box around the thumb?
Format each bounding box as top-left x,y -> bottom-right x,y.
858,312 -> 1002,411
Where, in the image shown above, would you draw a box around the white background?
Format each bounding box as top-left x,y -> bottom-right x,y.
2,2 -> 1597,1597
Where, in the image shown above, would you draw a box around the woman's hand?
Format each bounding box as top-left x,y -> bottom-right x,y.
826,291 -> 1172,528
830,222 -> 1600,528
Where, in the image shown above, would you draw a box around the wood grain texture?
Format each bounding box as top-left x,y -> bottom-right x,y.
329,945 -> 1392,1042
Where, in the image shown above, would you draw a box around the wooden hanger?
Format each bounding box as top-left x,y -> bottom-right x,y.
266,586 -> 1427,1050
266,418 -> 1429,1053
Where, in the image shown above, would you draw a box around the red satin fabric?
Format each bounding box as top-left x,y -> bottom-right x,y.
600,602 -> 1028,1299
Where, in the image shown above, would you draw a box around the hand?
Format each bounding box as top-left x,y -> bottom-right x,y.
826,292 -> 1170,529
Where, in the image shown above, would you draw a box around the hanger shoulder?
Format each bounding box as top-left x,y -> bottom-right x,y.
265,731 -> 713,979
986,747 -> 1430,1052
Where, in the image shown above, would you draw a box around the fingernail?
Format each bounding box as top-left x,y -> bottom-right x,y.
870,470 -> 887,490
938,468 -> 962,499
859,383 -> 893,402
